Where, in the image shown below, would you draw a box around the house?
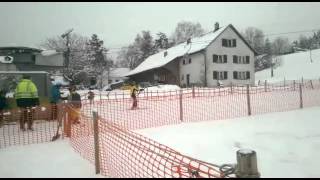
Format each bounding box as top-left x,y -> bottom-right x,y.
100,67 -> 130,87
125,23 -> 257,87
0,46 -> 64,72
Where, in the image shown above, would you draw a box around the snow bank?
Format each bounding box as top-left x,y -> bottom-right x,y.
255,49 -> 320,83
0,140 -> 103,178
143,84 -> 181,92
137,106 -> 320,178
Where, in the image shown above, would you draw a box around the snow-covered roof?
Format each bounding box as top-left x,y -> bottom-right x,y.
41,50 -> 61,56
109,68 -> 131,78
125,25 -> 232,77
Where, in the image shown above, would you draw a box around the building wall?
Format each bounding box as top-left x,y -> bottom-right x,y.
205,26 -> 255,87
179,52 -> 205,87
35,53 -> 64,66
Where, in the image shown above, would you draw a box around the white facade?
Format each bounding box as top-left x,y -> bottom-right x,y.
179,26 -> 255,87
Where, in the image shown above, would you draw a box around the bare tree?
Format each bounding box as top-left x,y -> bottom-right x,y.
171,21 -> 205,44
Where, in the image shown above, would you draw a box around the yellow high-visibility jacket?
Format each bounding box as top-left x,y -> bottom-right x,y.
15,79 -> 39,99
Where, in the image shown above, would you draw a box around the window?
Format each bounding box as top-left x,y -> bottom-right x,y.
232,39 -> 237,47
115,80 -> 119,82
223,55 -> 227,63
233,71 -> 251,80
213,54 -> 227,63
222,39 -> 227,47
183,59 -> 185,65
213,71 -> 228,80
233,55 -> 250,64
189,58 -> 192,64
31,55 -> 36,63
213,54 -> 218,63
222,39 -> 236,47
233,55 -> 238,63
246,56 -> 250,64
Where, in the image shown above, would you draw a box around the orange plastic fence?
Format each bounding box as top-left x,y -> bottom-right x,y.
0,103 -> 65,148
69,80 -> 320,178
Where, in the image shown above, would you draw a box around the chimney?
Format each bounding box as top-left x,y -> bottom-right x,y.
214,22 -> 219,32
164,51 -> 168,57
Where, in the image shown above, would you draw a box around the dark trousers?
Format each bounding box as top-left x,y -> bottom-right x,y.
19,107 -> 35,130
131,96 -> 137,109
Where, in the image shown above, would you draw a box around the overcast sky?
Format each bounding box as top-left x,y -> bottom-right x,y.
1,2 -> 320,50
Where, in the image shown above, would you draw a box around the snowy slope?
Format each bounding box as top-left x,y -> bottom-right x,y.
137,106 -> 320,178
0,140 -> 103,178
255,49 -> 320,83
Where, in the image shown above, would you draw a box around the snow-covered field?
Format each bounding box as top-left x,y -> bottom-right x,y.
0,139 -> 103,178
137,106 -> 320,178
255,49 -> 320,83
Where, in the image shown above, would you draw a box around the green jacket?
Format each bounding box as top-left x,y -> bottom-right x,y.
15,79 -> 39,99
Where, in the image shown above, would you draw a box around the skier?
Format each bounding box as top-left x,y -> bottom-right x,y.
130,82 -> 139,110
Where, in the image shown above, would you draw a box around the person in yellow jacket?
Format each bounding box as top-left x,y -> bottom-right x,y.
130,82 -> 139,110
15,74 -> 39,131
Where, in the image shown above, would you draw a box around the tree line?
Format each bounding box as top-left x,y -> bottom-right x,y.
39,21 -> 320,88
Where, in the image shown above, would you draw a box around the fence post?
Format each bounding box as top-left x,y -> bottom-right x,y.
284,77 -> 286,87
92,110 -> 101,174
179,89 -> 183,122
264,80 -> 267,92
299,84 -> 303,109
301,77 -> 304,85
192,85 -> 195,98
230,82 -> 233,94
310,80 -> 314,89
246,84 -> 251,116
293,80 -> 296,91
235,149 -> 260,178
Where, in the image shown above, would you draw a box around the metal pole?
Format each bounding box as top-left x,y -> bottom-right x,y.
299,84 -> 303,109
264,80 -> 267,92
310,80 -> 314,89
230,82 -> 233,94
246,84 -> 251,116
92,110 -> 101,174
179,89 -> 183,122
236,149 -> 260,178
293,80 -> 296,91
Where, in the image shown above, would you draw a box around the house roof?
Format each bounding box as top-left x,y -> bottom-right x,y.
125,24 -> 257,77
0,46 -> 42,53
103,68 -> 131,78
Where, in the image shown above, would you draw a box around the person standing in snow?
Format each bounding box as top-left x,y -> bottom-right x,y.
67,85 -> 81,124
87,88 -> 95,105
130,82 -> 139,110
15,75 -> 39,131
50,82 -> 62,120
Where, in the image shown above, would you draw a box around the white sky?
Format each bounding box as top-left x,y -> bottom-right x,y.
0,2 -> 320,50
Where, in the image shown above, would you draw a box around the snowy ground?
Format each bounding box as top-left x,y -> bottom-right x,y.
0,140 -> 103,178
137,106 -> 320,178
255,48 -> 320,83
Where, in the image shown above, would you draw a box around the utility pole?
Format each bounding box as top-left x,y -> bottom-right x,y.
61,28 -> 73,75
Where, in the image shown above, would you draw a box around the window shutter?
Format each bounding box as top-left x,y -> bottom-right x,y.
224,71 -> 228,80
233,39 -> 236,47
189,58 -> 192,64
223,55 -> 227,63
222,39 -> 227,47
213,71 -> 218,80
233,71 -> 238,79
246,56 -> 250,64
213,54 -> 218,63
233,55 -> 237,63
246,71 -> 250,79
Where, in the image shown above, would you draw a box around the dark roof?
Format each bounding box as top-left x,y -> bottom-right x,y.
0,46 -> 42,53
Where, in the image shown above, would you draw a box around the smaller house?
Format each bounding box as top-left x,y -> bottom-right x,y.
101,68 -> 130,87
0,46 -> 64,72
